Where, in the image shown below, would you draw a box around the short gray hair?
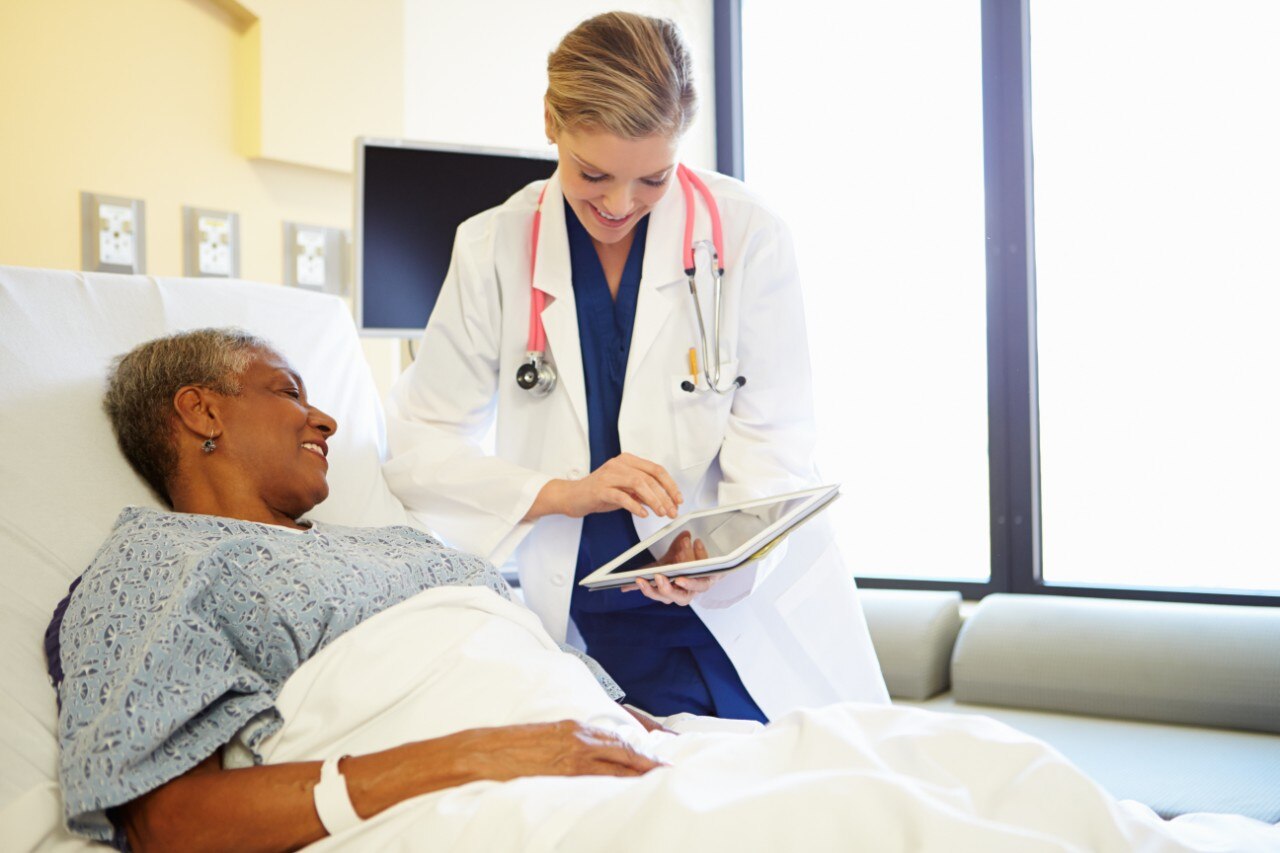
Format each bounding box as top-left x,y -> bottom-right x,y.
104,328 -> 274,505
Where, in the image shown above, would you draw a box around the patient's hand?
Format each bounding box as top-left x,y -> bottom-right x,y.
625,531 -> 720,606
119,722 -> 659,853
448,720 -> 661,780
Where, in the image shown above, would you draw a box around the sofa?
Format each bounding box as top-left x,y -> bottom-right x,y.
858,589 -> 1280,822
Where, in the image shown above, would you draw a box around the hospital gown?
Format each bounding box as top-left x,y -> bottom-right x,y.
45,506 -> 621,846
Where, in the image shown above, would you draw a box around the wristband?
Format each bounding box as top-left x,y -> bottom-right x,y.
313,755 -> 362,836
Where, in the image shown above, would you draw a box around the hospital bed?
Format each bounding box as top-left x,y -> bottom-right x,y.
2,264 -> 1277,851
0,265 -> 412,850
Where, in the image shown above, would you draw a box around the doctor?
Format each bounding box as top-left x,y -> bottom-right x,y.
385,12 -> 887,720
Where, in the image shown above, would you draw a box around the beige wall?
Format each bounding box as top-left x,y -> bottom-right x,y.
0,0 -> 714,397
0,0 -> 376,282
244,0 -> 405,172
0,0 -> 405,388
402,0 -> 715,166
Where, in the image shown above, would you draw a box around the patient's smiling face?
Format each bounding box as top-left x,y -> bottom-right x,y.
203,350 -> 338,523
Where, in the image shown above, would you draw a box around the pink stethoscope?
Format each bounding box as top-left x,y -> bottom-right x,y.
516,164 -> 746,397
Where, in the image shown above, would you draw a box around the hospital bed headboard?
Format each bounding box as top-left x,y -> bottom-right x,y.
0,264 -> 411,817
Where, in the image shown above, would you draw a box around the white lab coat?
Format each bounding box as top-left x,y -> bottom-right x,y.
384,168 -> 888,717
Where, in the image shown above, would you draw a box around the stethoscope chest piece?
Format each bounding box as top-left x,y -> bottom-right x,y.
517,351 -> 557,396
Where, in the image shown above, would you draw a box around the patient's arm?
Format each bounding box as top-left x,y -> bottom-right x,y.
119,720 -> 659,853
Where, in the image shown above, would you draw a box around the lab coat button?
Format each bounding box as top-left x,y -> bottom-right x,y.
569,468 -> 583,478
552,573 -> 567,586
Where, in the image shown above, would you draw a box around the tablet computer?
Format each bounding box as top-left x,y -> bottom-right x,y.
578,484 -> 840,591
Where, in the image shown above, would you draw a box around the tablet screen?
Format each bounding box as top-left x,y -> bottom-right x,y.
604,494 -> 815,575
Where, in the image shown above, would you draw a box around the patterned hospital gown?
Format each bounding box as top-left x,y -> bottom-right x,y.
48,506 -> 621,846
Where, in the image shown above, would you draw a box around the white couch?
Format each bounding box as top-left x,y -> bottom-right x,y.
859,589 -> 1280,822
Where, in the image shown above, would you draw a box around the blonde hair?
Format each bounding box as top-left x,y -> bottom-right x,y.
546,12 -> 697,139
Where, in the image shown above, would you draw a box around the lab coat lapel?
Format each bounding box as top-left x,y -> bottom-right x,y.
626,178 -> 690,386
532,173 -> 589,444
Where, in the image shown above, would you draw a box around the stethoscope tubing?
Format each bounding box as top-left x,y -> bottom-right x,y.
522,165 -> 742,396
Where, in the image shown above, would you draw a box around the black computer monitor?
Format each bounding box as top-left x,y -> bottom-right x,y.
355,138 -> 557,337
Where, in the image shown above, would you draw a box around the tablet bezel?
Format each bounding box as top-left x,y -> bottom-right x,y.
577,484 -> 840,590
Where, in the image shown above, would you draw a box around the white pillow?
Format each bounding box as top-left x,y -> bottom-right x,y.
0,265 -> 410,811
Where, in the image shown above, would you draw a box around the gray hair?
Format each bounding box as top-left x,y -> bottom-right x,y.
103,328 -> 274,505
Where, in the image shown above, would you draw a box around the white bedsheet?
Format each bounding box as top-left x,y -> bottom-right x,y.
255,587 -> 1279,853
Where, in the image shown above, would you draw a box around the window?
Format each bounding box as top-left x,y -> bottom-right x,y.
1033,0 -> 1280,594
740,1 -> 991,583
725,0 -> 1280,603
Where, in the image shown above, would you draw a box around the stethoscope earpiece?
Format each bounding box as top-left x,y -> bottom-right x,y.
681,375 -> 745,394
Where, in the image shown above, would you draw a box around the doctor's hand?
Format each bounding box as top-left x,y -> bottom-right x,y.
526,453 -> 682,521
625,531 -> 719,606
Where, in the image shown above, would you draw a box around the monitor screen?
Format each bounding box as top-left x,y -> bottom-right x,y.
356,140 -> 556,337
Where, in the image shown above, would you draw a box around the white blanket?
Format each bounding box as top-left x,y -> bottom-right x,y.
257,587 -> 1278,853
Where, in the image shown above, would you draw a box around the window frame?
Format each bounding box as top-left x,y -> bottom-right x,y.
719,0 -> 1278,607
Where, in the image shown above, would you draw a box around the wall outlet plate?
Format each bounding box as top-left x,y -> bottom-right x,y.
80,192 -> 146,273
183,207 -> 240,278
283,222 -> 349,295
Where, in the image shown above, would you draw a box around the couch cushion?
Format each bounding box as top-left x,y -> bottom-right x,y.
902,693 -> 1280,823
951,593 -> 1280,733
859,589 -> 961,700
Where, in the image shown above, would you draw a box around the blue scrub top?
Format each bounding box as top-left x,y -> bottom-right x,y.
563,201 -> 765,723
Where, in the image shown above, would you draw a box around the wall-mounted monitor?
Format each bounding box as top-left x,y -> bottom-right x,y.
355,138 -> 557,338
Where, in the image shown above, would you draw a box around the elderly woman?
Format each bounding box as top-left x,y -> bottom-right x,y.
47,329 -> 671,852
48,330 -> 1279,853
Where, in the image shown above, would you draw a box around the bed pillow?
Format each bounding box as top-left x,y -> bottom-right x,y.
0,264 -> 410,812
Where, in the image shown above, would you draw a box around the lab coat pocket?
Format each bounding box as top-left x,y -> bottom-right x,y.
669,359 -> 738,470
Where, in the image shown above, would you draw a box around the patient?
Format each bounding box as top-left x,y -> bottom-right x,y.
48,329 -> 673,852
49,329 -> 1279,853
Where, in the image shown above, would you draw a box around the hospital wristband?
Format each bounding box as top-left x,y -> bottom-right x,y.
313,755 -> 363,836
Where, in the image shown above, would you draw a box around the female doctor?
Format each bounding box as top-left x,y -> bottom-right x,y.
384,12 -> 887,721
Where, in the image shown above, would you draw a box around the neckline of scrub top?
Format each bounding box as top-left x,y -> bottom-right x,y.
563,199 -> 650,405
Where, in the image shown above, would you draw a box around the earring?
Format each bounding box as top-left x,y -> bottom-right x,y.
202,434 -> 217,454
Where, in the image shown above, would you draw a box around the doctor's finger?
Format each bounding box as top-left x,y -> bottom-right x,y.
653,573 -> 693,605
635,577 -> 672,603
623,474 -> 677,519
605,488 -> 649,518
668,532 -> 695,562
623,455 -> 683,507
673,576 -> 715,593
618,467 -> 676,516
653,532 -> 690,566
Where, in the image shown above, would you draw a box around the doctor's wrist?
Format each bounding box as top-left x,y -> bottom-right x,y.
523,478 -> 572,522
